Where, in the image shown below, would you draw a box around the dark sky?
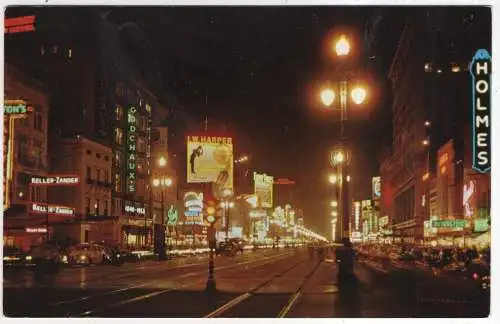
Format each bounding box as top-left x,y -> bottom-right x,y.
98,7 -> 404,235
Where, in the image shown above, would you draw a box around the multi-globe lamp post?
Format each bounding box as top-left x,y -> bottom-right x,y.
221,188 -> 235,240
152,155 -> 172,260
320,34 -> 367,242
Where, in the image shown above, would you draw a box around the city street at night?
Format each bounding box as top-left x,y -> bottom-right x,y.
2,5 -> 493,319
3,248 -> 489,317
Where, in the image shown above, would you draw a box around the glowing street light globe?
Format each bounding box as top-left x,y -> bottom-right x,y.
351,87 -> 367,105
330,201 -> 338,207
335,35 -> 350,57
158,156 -> 167,167
334,152 -> 345,163
320,88 -> 335,107
329,174 -> 338,184
152,178 -> 160,187
164,178 -> 173,187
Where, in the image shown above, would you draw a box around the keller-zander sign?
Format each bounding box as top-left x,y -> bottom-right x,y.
470,49 -> 491,173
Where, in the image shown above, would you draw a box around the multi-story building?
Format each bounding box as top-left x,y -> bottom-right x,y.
3,63 -> 51,250
382,8 -> 490,245
4,8 -> 170,249
47,136 -> 116,244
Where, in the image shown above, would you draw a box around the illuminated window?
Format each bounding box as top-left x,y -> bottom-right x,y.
137,137 -> 146,153
68,48 -> 72,58
114,150 -> 123,168
114,173 -> 122,193
424,63 -> 432,73
115,105 -> 123,120
95,199 -> 100,216
115,127 -> 124,145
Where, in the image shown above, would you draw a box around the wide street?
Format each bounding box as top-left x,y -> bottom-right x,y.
3,248 -> 489,318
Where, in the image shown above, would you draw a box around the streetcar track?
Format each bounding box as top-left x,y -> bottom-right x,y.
204,257 -> 311,318
53,251 -> 296,316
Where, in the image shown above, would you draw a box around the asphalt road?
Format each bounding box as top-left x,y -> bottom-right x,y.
3,248 -> 490,318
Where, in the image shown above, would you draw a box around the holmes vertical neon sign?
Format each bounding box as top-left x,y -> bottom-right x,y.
127,106 -> 137,193
470,49 -> 491,173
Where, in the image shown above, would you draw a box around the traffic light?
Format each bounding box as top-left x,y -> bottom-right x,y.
205,200 -> 218,224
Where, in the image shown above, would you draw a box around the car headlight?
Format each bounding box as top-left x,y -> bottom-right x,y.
26,255 -> 32,261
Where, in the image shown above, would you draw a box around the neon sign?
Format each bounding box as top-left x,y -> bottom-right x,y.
5,15 -> 35,34
470,49 -> 491,173
26,227 -> 47,233
354,201 -> 360,230
463,180 -> 475,218
31,203 -> 75,216
127,106 -> 137,193
31,175 -> 80,186
184,192 -> 203,225
3,100 -> 31,116
124,205 -> 146,215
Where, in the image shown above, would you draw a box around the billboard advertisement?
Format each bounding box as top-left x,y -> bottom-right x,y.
254,172 -> 273,208
186,134 -> 233,195
372,177 -> 381,200
183,191 -> 204,225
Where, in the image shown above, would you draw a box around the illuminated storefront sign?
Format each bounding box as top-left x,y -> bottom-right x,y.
127,106 -> 137,193
31,203 -> 75,216
474,218 -> 489,233
124,205 -> 146,215
26,227 -> 47,233
184,192 -> 204,225
3,100 -> 32,116
354,201 -> 361,230
463,180 -> 476,219
470,49 -> 491,173
250,209 -> 267,218
31,175 -> 80,186
5,15 -> 35,34
254,172 -> 274,208
432,219 -> 467,229
186,135 -> 233,184
274,178 -> 295,185
372,177 -> 381,200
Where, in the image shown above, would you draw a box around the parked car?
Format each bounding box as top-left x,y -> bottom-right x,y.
3,246 -> 34,268
68,243 -> 108,265
30,243 -> 62,273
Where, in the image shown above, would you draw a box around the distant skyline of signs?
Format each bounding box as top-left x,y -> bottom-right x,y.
254,172 -> 273,208
470,49 -> 491,173
186,134 -> 234,197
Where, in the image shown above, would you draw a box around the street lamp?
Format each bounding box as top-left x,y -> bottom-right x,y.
334,151 -> 345,164
331,201 -> 338,207
152,176 -> 173,260
334,35 -> 350,57
329,174 -> 338,184
320,88 -> 335,106
158,156 -> 167,167
331,211 -> 338,217
351,86 -> 367,105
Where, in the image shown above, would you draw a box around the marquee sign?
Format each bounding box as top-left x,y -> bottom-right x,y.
470,49 -> 491,173
26,227 -> 47,233
432,219 -> 467,229
127,106 -> 138,193
31,203 -> 75,216
31,175 -> 80,186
